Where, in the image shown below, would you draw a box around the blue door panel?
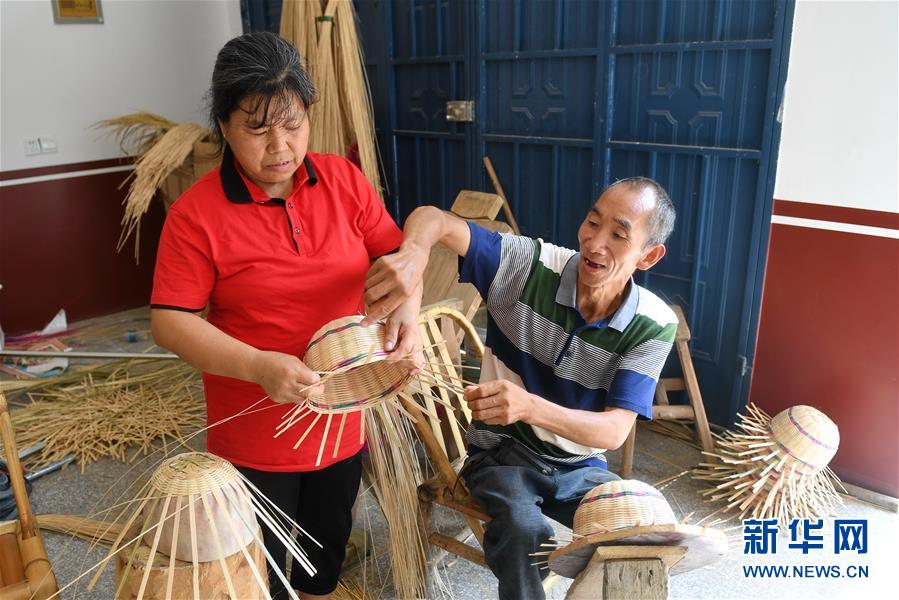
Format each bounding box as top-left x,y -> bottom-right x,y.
395,136 -> 467,215
484,0 -> 601,51
485,58 -> 597,138
617,0 -> 777,44
392,0 -> 464,58
611,50 -> 771,149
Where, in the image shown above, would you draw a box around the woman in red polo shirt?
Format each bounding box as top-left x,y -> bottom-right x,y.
150,32 -> 419,599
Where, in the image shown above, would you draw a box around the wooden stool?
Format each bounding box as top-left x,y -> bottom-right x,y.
619,305 -> 715,477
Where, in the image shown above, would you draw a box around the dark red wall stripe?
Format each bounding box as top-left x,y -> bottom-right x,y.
773,199 -> 899,230
750,219 -> 899,496
0,168 -> 164,335
0,157 -> 134,182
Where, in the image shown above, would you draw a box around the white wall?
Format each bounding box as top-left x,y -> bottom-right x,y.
774,0 -> 899,213
0,0 -> 242,171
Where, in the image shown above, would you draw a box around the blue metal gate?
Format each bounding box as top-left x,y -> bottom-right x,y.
358,0 -> 795,425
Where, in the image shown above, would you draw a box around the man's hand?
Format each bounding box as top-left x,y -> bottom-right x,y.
250,350 -> 324,404
363,245 -> 429,326
464,380 -> 535,426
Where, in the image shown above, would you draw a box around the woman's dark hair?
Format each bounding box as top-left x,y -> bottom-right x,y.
208,31 -> 317,147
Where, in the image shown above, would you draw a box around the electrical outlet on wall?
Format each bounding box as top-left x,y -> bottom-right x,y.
23,138 -> 42,156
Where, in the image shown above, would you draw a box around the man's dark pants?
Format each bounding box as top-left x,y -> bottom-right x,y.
463,439 -> 621,600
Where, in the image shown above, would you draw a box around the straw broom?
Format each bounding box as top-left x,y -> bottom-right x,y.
333,0 -> 383,198
280,0 -> 384,199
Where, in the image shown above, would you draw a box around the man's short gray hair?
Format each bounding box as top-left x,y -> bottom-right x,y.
608,176 -> 676,247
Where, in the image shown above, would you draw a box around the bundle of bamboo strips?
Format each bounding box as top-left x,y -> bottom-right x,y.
363,404 -> 429,600
0,360 -> 204,471
280,0 -> 383,199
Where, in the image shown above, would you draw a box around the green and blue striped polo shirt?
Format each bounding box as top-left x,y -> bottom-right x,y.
460,222 -> 677,468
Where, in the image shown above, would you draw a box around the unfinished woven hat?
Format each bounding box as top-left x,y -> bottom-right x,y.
276,315 -> 423,465
88,452 -> 319,600
548,480 -> 727,579
692,403 -> 843,521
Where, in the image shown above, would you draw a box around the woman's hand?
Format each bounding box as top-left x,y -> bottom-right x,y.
250,350 -> 324,404
363,244 -> 430,326
382,289 -> 424,374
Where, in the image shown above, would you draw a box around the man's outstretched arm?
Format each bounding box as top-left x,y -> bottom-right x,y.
363,206 -> 472,324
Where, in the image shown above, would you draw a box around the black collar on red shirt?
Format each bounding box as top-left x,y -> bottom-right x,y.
220,143 -> 318,204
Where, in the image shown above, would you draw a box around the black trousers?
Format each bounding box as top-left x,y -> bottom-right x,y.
236,453 -> 362,597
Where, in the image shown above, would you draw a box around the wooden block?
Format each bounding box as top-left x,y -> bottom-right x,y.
603,559 -> 668,600
115,539 -> 268,599
451,191 -> 504,219
469,218 -> 514,234
567,550 -> 676,600
593,545 -> 687,569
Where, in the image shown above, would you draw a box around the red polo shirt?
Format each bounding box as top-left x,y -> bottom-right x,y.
151,147 -> 402,471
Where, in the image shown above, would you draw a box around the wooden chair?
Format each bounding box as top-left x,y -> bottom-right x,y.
399,305 -> 490,567
618,305 -> 715,477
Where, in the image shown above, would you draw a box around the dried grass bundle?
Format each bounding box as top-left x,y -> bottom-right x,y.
2,360 -> 204,471
310,1 -> 349,157
692,403 -> 844,521
95,112 -> 178,155
117,123 -> 210,260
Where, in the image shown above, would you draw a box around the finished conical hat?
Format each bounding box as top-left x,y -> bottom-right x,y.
549,480 -> 727,579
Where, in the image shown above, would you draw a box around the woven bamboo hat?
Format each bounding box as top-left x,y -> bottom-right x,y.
549,480 -> 727,578
143,453 -> 256,562
302,315 -> 413,413
768,405 -> 839,474
91,452 -> 318,599
693,403 -> 843,521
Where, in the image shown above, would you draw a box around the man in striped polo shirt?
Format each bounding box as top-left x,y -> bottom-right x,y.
365,177 -> 677,599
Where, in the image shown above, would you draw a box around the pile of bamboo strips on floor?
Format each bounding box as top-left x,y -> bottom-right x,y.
280,0 -> 383,199
0,360 -> 204,471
